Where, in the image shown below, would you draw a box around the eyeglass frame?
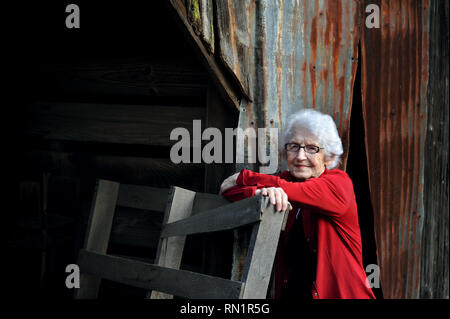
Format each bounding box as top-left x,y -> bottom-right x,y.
284,143 -> 323,155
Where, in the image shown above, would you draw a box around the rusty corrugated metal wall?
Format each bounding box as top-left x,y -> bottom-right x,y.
171,0 -> 361,170
215,0 -> 361,171
168,0 -> 448,299
360,0 -> 445,299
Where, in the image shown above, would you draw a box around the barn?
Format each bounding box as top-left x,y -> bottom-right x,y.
3,0 -> 448,300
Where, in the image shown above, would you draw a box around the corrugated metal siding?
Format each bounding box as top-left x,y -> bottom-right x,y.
361,0 -> 430,298
171,0 -> 361,170
216,0 -> 361,171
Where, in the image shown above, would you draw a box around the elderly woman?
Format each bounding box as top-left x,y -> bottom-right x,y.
220,109 -> 375,299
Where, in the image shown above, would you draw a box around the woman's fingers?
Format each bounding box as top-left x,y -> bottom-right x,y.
282,193 -> 288,212
260,187 -> 289,212
275,190 -> 283,212
266,188 -> 275,206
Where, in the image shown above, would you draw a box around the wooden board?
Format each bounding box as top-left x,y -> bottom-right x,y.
37,57 -> 208,98
17,149 -> 205,190
160,195 -> 261,237
204,84 -> 238,194
23,102 -> 204,146
240,196 -> 287,298
78,250 -> 243,299
74,179 -> 119,299
150,186 -> 196,299
420,0 -> 449,299
215,0 -> 251,99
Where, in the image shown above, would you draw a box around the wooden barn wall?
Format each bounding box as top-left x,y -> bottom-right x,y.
420,0 -> 449,299
4,1 -> 244,297
361,0 -> 434,298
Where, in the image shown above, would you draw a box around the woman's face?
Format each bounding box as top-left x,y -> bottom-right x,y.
286,135 -> 332,181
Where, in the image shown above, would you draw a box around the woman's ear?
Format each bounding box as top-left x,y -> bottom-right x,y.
325,156 -> 336,168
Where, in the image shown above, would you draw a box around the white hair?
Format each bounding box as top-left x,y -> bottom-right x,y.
280,109 -> 343,169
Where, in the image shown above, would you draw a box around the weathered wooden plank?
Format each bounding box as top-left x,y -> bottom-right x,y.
204,84 -> 238,194
201,84 -> 237,278
168,0 -> 241,110
215,0 -> 251,99
37,58 -> 208,98
160,195 -> 261,238
17,149 -> 205,190
83,180 -> 119,253
420,0 -> 449,299
117,184 -> 169,212
23,102 -> 204,146
186,0 -> 202,35
150,186 -> 196,299
199,0 -> 214,53
186,0 -> 215,54
240,196 -> 287,298
78,250 -> 243,299
74,179 -> 119,299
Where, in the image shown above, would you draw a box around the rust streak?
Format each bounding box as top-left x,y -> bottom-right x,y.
310,12 -> 318,108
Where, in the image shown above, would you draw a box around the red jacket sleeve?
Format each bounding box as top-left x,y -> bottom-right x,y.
222,184 -> 257,202
236,169 -> 354,218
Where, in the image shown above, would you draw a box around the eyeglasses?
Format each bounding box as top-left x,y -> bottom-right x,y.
285,143 -> 323,154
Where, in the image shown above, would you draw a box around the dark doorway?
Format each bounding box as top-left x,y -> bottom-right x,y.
346,44 -> 383,299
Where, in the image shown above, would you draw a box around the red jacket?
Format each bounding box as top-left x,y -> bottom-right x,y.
223,168 -> 375,299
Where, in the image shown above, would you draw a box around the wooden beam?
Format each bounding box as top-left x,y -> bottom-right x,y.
160,195 -> 261,237
168,0 -> 241,111
38,57 -> 208,98
201,84 -> 237,278
74,179 -> 119,299
204,84 -> 237,194
240,196 -> 287,298
215,0 -> 251,99
78,250 -> 243,299
150,186 -> 196,299
17,149 -> 205,190
23,102 -> 204,146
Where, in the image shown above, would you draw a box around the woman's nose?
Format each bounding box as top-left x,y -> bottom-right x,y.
296,148 -> 307,160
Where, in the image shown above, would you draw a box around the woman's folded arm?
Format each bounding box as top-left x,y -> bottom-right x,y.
236,169 -> 354,218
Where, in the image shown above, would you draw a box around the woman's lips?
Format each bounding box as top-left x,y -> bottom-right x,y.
295,164 -> 310,168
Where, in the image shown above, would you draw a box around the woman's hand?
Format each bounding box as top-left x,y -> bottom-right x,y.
255,187 -> 293,212
219,173 -> 240,195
